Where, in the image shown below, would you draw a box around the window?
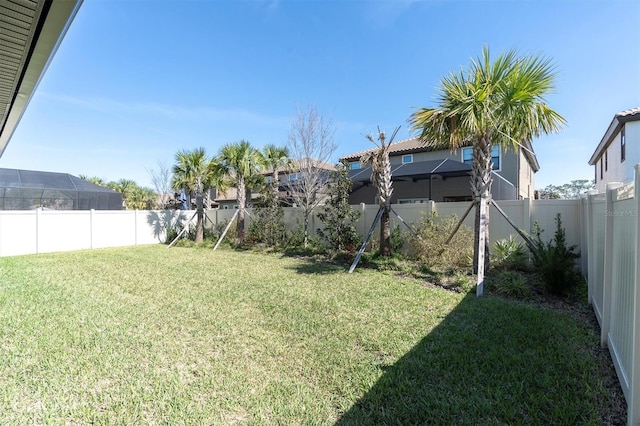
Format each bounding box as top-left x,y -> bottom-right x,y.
605,150 -> 608,172
600,158 -> 603,180
621,127 -> 626,162
462,146 -> 500,170
398,198 -> 429,204
289,173 -> 299,182
402,154 -> 413,164
349,162 -> 361,170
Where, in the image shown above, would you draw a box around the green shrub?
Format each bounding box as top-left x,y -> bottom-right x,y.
409,212 -> 473,268
529,214 -> 581,295
493,236 -> 528,270
488,270 -> 530,297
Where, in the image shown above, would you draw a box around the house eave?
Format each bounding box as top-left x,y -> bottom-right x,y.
588,108 -> 640,165
0,0 -> 83,158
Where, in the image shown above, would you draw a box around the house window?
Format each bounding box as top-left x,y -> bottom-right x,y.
600,158 -> 603,180
621,127 -> 626,162
605,150 -> 608,172
289,173 -> 299,182
349,162 -> 361,170
265,176 -> 273,184
398,198 -> 429,204
462,146 -> 500,170
402,154 -> 413,164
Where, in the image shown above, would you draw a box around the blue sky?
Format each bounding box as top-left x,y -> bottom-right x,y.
2,0 -> 639,190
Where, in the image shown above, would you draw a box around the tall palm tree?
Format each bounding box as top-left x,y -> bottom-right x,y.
171,147 -> 215,244
360,127 -> 399,257
409,47 -> 565,295
215,140 -> 263,244
261,144 -> 291,204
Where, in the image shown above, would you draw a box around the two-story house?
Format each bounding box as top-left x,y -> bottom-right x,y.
340,137 -> 538,204
588,107 -> 640,192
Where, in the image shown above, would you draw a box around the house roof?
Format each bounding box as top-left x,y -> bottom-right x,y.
0,0 -> 83,158
341,136 -> 540,172
348,158 -> 472,183
588,107 -> 640,165
340,137 -> 425,162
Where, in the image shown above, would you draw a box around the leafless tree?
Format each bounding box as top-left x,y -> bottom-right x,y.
287,106 -> 337,248
148,160 -> 173,208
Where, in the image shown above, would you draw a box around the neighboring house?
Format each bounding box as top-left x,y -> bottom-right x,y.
214,158 -> 336,209
340,137 -> 538,204
0,168 -> 122,210
589,107 -> 640,193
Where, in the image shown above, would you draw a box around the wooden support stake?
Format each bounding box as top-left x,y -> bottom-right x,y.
437,201 -> 475,256
212,209 -> 239,252
489,199 -> 536,251
348,207 -> 384,273
167,211 -> 197,248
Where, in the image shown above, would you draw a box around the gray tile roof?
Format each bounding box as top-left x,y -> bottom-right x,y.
340,137 -> 425,161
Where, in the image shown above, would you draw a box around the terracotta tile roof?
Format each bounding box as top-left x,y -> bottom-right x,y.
340,137 -> 425,161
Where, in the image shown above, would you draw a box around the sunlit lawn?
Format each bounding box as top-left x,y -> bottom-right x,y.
0,245 -> 617,424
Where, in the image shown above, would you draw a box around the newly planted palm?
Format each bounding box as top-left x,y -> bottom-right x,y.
360,126 -> 399,257
171,147 -> 214,244
215,140 -> 263,244
409,47 -> 565,294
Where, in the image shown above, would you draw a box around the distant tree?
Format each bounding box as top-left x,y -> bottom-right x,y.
538,185 -> 562,200
106,179 -> 155,210
360,127 -> 399,257
214,140 -> 264,244
79,175 -> 106,187
287,105 -> 337,248
171,148 -> 216,244
538,179 -> 594,199
261,144 -> 292,202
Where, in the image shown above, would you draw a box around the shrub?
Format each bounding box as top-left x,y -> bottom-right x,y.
492,236 -> 528,270
409,212 -> 473,268
488,270 -> 530,297
529,214 -> 581,295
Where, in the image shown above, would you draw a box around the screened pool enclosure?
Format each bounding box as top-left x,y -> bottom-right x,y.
0,168 -> 122,210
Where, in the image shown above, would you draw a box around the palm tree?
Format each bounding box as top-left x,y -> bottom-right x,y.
171,148 -> 215,244
79,175 -> 106,187
409,47 -> 565,295
215,140 -> 263,244
261,144 -> 291,204
107,179 -> 139,210
360,127 -> 399,257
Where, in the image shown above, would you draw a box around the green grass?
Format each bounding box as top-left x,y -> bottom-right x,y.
0,246 -> 615,424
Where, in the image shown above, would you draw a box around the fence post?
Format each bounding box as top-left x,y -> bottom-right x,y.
35,207 -> 41,254
628,164 -> 640,426
602,182 -> 622,347
90,209 -> 95,250
586,190 -> 598,303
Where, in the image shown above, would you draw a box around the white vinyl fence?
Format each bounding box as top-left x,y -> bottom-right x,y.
583,164 -> 640,426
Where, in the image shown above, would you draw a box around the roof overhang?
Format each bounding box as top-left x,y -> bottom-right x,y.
0,0 -> 83,158
589,108 -> 640,165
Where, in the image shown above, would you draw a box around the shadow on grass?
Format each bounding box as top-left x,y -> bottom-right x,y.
336,292 -> 606,425
284,257 -> 346,275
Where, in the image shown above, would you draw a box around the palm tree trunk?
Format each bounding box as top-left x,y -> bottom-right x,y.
195,190 -> 204,244
471,139 -> 493,277
380,206 -> 391,256
237,178 -> 246,244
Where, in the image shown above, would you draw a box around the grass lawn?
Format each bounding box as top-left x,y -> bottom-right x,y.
0,245 -> 618,424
